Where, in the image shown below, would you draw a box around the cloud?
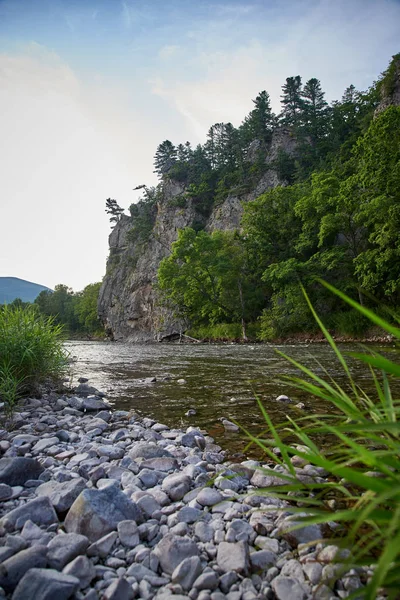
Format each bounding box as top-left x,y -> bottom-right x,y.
158,45 -> 180,60
0,44 -> 159,290
149,0 -> 400,140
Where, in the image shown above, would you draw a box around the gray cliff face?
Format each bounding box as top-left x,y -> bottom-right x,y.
375,54 -> 400,115
98,130 -> 295,341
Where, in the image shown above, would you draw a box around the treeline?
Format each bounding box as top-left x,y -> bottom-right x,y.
157,55 -> 400,340
4,283 -> 103,338
151,72 -> 380,215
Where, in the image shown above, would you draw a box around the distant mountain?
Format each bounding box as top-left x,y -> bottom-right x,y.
0,277 -> 52,304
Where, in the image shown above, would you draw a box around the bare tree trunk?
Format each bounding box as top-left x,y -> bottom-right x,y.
238,281 -> 248,341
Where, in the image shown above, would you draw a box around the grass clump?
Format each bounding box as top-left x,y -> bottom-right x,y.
0,305 -> 69,416
244,281 -> 400,599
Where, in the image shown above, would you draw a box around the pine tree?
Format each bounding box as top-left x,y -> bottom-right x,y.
301,78 -> 328,143
280,76 -> 304,127
105,198 -> 124,223
242,90 -> 276,145
154,140 -> 177,177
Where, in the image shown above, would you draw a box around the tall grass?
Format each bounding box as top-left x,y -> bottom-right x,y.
244,282 -> 400,599
0,305 -> 68,415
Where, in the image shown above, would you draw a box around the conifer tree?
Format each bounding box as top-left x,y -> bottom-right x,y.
280,76 -> 304,127
242,90 -> 276,145
154,140 -> 177,177
301,78 -> 328,143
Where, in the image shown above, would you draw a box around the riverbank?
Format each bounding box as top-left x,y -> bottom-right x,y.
0,384 -> 371,600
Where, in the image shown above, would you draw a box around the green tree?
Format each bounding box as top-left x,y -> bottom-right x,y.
154,140 -> 177,177
74,282 -> 103,335
242,90 -> 276,145
105,198 -> 124,224
280,76 -> 304,127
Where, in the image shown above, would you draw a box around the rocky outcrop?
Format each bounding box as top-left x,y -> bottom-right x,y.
375,53 -> 400,115
98,130 -> 296,341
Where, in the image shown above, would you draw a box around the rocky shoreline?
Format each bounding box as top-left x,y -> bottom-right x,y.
0,384 -> 371,600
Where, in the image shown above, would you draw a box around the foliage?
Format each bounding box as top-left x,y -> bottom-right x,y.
243,283 -> 400,598
0,305 -> 68,414
34,282 -> 103,337
157,228 -> 264,339
105,198 -> 124,224
128,186 -> 159,245
188,321 -> 260,341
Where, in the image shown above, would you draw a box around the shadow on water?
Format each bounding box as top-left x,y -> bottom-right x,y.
64,341 -> 399,459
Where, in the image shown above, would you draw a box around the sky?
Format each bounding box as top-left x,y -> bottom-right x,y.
0,0 -> 399,291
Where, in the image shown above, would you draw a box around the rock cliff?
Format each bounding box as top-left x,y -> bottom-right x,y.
98,129 -> 296,341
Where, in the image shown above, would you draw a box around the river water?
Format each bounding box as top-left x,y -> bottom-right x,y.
64,341 -> 398,458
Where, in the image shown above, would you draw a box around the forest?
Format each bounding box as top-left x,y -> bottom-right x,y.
151,54 -> 400,340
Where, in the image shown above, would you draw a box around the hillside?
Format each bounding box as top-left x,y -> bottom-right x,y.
0,277 -> 52,304
98,54 -> 400,342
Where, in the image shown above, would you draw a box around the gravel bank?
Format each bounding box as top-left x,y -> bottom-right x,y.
0,384 -> 371,600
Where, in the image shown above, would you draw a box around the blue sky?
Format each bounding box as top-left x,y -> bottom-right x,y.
0,0 -> 399,290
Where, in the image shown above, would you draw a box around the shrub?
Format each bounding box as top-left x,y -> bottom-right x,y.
244,282 -> 400,598
0,305 -> 68,415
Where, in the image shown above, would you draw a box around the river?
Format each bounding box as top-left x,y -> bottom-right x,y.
64,341 -> 398,458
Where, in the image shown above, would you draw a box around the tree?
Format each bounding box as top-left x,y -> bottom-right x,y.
105,198 -> 124,224
280,76 -> 304,127
74,282 -> 103,335
242,90 -> 276,145
157,228 -> 262,338
301,78 -> 328,143
153,140 -> 177,177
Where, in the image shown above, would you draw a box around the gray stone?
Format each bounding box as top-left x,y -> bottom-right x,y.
0,546 -> 47,592
281,559 -> 305,582
81,396 -> 109,411
303,562 -> 323,585
193,571 -> 219,590
154,534 -> 199,575
140,457 -> 178,471
219,571 -> 238,593
177,506 -> 202,523
97,445 -> 124,460
271,576 -> 308,600
250,550 -> 276,571
136,494 -> 161,517
129,443 -> 172,460
278,516 -> 322,548
12,568 -> 80,600
0,496 -> 58,531
20,520 -> 53,546
63,555 -> 96,589
171,556 -> 202,591
32,437 -> 60,453
250,469 -> 291,487
194,522 -> 214,543
217,541 -> 250,575
87,531 -> 118,558
103,577 -> 134,600
162,473 -> 191,501
64,484 -> 143,541
117,520 -> 139,548
196,488 -> 223,507
0,483 -> 12,500
36,478 -> 86,513
0,457 -> 43,486
47,533 -> 90,570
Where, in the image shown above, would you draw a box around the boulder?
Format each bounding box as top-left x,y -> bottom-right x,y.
35,478 -> 86,513
171,556 -> 202,590
64,484 -> 143,542
0,497 -> 58,531
12,568 -> 80,600
217,541 -> 250,575
47,533 -> 89,570
154,534 -> 199,575
161,473 -> 191,501
196,488 -> 223,507
0,457 -> 43,486
62,555 -> 96,589
102,577 -> 134,600
129,442 -> 172,460
0,546 -> 47,592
